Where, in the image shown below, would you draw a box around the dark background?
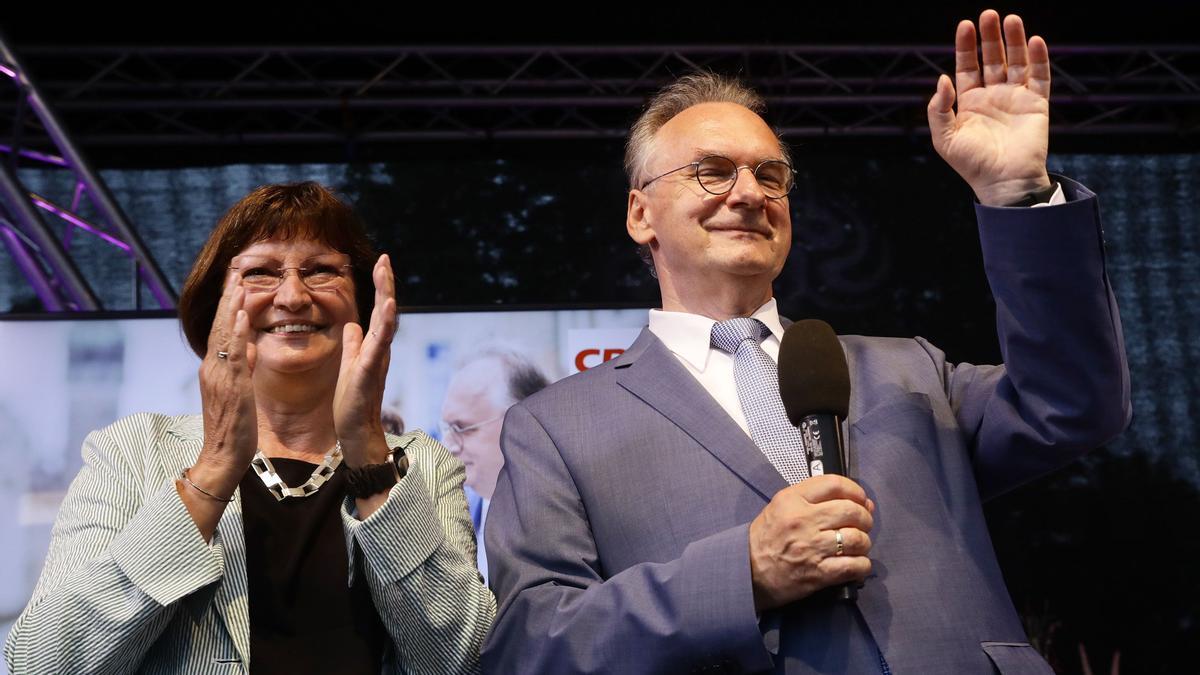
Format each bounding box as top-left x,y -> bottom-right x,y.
2,4 -> 1198,672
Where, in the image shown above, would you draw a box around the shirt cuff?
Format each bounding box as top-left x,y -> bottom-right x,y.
108,481 -> 226,606
1030,181 -> 1067,208
340,456 -> 444,587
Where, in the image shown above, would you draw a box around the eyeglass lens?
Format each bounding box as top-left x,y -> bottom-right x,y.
696,157 -> 793,198
231,255 -> 351,291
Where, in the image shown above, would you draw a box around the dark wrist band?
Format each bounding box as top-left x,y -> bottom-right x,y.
344,448 -> 408,499
1005,181 -> 1059,207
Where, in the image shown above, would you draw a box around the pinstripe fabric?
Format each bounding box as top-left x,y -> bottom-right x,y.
4,412 -> 495,674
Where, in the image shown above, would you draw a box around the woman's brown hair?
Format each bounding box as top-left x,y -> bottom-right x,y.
177,182 -> 378,358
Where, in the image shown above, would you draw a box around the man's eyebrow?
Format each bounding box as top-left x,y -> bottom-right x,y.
691,148 -> 786,163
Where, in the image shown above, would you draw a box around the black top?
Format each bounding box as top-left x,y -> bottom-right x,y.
239,458 -> 388,674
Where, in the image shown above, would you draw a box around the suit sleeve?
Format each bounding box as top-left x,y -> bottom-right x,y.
4,415 -> 226,674
341,431 -> 495,675
481,403 -> 774,675
934,176 -> 1132,499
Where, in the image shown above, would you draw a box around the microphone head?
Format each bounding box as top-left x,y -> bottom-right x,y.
778,319 -> 851,424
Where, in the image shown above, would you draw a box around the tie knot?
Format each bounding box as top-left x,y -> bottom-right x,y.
710,318 -> 771,355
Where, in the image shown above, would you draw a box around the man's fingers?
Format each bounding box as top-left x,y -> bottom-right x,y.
813,499 -> 874,532
789,474 -> 870,507
978,9 -> 1007,86
825,527 -> 872,558
817,554 -> 872,585
927,74 -> 957,149
1003,14 -> 1030,84
1027,35 -> 1051,99
954,19 -> 982,94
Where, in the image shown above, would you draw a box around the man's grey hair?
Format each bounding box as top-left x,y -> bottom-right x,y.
624,71 -> 791,272
458,345 -> 551,409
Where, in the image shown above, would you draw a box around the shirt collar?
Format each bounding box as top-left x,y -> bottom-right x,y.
648,298 -> 784,372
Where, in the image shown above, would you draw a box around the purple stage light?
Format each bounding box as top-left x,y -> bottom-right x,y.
30,194 -> 132,252
0,145 -> 69,167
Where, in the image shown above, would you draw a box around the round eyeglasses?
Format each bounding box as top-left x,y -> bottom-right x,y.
438,414 -> 504,447
639,155 -> 795,199
229,254 -> 353,293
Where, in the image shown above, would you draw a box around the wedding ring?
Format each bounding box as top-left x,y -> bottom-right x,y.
834,530 -> 845,556
216,351 -> 229,360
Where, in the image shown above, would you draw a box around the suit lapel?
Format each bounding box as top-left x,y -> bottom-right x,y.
162,417 -> 252,667
616,329 -> 789,501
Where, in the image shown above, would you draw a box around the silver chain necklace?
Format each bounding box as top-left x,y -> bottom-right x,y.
250,442 -> 342,501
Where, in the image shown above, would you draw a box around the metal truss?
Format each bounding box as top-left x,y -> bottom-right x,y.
0,33 -> 176,311
2,44 -> 1198,149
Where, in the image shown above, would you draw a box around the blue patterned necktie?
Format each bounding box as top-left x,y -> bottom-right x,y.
710,318 -> 811,484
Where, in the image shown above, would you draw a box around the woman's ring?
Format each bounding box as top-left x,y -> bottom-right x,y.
217,351 -> 229,360
834,530 -> 845,556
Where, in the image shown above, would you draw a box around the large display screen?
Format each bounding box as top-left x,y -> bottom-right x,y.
0,308 -> 649,664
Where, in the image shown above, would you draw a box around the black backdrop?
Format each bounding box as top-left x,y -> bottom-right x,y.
6,150 -> 1198,672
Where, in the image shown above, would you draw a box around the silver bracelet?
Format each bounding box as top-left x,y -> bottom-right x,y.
180,467 -> 234,503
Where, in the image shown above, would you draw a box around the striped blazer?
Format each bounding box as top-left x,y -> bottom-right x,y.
4,413 -> 495,674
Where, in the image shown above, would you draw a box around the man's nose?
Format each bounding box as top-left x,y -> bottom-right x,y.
726,166 -> 768,206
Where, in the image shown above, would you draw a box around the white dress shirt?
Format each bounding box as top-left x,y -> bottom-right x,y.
648,298 -> 786,436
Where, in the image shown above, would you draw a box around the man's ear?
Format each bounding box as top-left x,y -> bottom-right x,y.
626,189 -> 656,246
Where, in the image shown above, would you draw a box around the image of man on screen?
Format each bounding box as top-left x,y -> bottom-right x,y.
482,10 -> 1130,674
439,346 -> 548,584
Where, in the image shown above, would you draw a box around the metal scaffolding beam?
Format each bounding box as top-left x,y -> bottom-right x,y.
1,44 -> 1195,149
1,31 -> 178,311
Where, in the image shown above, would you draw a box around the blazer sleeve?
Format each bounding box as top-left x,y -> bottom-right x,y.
4,414 -> 226,675
481,403 -> 775,675
936,176 -> 1132,499
340,431 -> 495,675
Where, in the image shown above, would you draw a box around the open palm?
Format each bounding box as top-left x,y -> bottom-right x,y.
333,254 -> 397,466
929,10 -> 1052,206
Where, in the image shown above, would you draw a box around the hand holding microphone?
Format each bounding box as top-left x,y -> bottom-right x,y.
748,319 -> 872,610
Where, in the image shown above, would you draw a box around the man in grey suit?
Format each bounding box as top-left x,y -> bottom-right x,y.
483,10 -> 1130,675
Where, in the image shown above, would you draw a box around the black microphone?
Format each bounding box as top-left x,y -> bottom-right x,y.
777,319 -> 857,602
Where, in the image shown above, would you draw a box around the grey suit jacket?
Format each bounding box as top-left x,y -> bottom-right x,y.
5,413 -> 495,674
482,179 -> 1131,674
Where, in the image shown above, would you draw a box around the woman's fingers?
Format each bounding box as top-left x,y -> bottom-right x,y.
366,254 -> 398,347
207,271 -> 242,357
341,322 -> 364,374
228,309 -> 250,368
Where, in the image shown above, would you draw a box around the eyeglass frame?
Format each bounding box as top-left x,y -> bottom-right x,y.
228,254 -> 354,293
438,414 -> 505,445
638,155 -> 796,199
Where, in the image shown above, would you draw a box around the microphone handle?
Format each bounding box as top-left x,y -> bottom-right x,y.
798,414 -> 858,602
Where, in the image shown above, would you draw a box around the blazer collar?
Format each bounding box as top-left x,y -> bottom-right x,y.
161,415 -> 252,667
614,328 -> 789,501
